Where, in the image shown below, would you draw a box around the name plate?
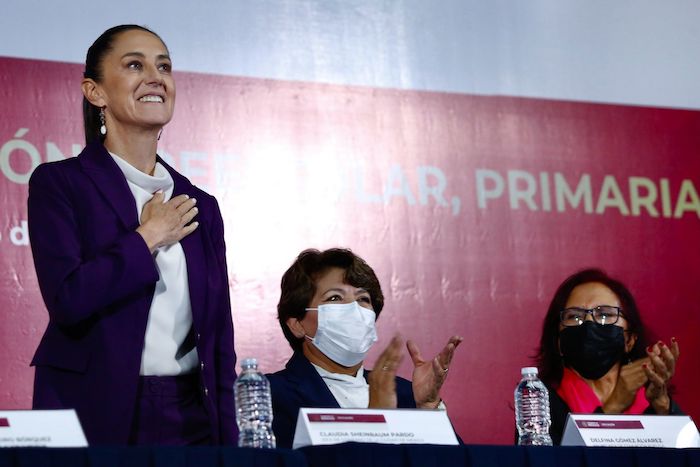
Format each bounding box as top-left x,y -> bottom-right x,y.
292,408 -> 458,449
0,409 -> 88,447
562,413 -> 700,448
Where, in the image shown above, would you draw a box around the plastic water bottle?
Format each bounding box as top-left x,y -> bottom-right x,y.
514,367 -> 552,446
234,358 -> 276,448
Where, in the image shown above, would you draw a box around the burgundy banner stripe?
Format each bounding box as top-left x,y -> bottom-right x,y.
307,413 -> 386,423
576,420 -> 644,429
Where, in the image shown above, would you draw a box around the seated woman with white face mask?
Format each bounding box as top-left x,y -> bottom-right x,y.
267,248 -> 462,448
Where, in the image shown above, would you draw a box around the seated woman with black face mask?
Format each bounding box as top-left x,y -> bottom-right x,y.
534,268 -> 682,445
267,248 -> 462,448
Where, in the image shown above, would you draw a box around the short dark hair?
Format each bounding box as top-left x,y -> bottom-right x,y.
82,24 -> 167,145
535,268 -> 648,388
277,248 -> 384,352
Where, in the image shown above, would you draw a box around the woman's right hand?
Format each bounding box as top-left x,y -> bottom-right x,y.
136,192 -> 199,253
367,335 -> 404,409
602,357 -> 649,413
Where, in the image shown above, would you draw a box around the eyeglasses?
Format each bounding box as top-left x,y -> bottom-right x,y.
559,305 -> 623,327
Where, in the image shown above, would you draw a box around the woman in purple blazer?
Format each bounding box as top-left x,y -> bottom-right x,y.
28,25 -> 236,445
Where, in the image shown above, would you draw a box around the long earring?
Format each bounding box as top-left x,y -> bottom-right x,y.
157,128 -> 163,141
99,108 -> 107,136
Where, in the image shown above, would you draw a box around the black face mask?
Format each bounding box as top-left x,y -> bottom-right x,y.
559,321 -> 626,380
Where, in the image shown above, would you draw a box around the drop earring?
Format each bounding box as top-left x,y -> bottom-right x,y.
157,128 -> 163,141
99,108 -> 107,136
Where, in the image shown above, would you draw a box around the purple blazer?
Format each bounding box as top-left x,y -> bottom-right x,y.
27,142 -> 237,445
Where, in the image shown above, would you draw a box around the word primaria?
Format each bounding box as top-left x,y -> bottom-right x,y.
476,169 -> 700,218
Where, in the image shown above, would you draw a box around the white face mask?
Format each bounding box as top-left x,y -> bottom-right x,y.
305,301 -> 378,367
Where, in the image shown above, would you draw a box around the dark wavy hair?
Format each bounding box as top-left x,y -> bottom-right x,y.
82,24 -> 167,145
277,248 -> 384,352
535,268 -> 649,388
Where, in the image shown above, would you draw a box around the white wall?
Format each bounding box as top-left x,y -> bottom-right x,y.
2,0 -> 699,109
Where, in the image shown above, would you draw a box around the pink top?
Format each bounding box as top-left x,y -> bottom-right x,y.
556,367 -> 649,414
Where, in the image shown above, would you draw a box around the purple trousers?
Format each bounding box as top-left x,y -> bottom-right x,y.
128,373 -> 212,445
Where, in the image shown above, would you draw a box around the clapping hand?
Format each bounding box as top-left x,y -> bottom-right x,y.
644,338 -> 680,414
409,336 -> 463,409
603,357 -> 649,413
367,336 -> 404,409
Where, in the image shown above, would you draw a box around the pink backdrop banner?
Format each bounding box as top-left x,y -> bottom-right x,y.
1,56 -> 698,443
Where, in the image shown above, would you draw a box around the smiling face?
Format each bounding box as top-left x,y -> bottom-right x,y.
82,29 -> 175,136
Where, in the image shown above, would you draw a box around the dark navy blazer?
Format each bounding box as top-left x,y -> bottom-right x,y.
267,352 -> 417,448
28,142 -> 237,445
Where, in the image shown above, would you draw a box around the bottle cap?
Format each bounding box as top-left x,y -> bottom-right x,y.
241,358 -> 258,370
521,366 -> 538,376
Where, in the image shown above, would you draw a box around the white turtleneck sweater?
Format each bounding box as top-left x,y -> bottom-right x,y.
311,363 -> 447,410
312,363 -> 370,408
110,152 -> 198,376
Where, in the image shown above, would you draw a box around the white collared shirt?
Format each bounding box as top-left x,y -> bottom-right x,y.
110,152 -> 198,375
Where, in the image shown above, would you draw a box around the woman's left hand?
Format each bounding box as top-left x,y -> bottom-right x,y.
408,335 -> 463,409
644,338 -> 680,414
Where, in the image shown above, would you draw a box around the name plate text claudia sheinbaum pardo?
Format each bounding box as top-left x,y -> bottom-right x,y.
292,408 -> 458,449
